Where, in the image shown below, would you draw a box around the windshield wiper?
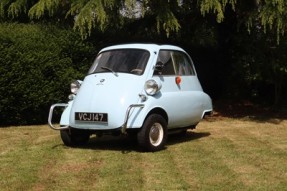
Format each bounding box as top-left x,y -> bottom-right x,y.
101,66 -> 118,77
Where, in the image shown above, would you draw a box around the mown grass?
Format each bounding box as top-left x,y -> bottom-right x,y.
0,118 -> 286,191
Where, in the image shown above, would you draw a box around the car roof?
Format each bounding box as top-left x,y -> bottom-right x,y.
100,43 -> 185,53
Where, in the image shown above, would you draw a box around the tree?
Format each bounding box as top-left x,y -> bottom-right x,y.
0,0 -> 231,38
199,0 -> 287,43
1,0 -> 287,42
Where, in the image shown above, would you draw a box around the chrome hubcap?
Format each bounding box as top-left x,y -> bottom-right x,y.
149,123 -> 163,146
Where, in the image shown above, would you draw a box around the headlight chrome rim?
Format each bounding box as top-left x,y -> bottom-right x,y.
71,80 -> 81,94
144,79 -> 161,95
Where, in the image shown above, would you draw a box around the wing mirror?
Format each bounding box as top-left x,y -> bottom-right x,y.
155,62 -> 164,74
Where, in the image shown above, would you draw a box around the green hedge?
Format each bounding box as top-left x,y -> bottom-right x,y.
0,23 -> 96,126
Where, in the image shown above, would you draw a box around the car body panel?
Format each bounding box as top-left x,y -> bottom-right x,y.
69,73 -> 145,129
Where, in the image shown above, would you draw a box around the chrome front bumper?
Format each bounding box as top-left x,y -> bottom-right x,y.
48,103 -> 144,132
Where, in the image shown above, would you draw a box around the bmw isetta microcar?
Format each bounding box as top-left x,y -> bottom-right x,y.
48,44 -> 212,151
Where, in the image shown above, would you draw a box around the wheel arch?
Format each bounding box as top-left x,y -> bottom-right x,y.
145,107 -> 168,124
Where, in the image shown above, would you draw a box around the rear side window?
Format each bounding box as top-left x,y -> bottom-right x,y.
172,51 -> 195,75
154,50 -> 195,76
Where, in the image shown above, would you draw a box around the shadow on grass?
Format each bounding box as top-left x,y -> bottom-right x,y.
60,131 -> 210,153
167,131 -> 210,146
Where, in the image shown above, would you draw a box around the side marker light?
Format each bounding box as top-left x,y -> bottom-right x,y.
175,76 -> 181,85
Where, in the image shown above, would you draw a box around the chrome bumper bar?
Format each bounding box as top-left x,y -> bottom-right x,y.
48,103 -> 144,132
121,104 -> 144,134
48,103 -> 69,130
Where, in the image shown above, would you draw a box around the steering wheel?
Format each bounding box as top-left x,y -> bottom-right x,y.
130,69 -> 143,74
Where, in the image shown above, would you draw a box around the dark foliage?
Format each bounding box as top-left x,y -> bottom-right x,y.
0,23 -> 96,126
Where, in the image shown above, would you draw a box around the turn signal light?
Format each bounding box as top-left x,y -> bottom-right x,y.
175,76 -> 181,85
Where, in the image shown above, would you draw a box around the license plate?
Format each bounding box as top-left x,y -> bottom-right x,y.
75,112 -> 108,122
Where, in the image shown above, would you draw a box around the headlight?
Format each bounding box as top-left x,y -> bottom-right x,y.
144,79 -> 161,95
71,80 -> 81,94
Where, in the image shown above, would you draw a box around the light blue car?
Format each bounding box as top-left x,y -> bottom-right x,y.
48,44 -> 212,151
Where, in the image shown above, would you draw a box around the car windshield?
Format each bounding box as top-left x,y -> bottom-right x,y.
88,49 -> 150,76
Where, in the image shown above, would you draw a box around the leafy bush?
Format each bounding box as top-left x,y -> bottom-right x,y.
0,23 -> 96,126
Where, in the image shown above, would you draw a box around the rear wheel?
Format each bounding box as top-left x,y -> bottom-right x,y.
60,127 -> 90,146
137,114 -> 167,152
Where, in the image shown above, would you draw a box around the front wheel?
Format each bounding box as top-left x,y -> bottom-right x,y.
60,127 -> 90,147
137,114 -> 167,152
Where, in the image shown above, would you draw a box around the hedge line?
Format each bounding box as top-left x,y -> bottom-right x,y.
0,23 -> 96,126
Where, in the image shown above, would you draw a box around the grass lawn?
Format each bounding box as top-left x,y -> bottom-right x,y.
0,117 -> 286,190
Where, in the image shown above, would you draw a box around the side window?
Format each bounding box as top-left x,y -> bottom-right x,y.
154,50 -> 175,75
172,51 -> 195,75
